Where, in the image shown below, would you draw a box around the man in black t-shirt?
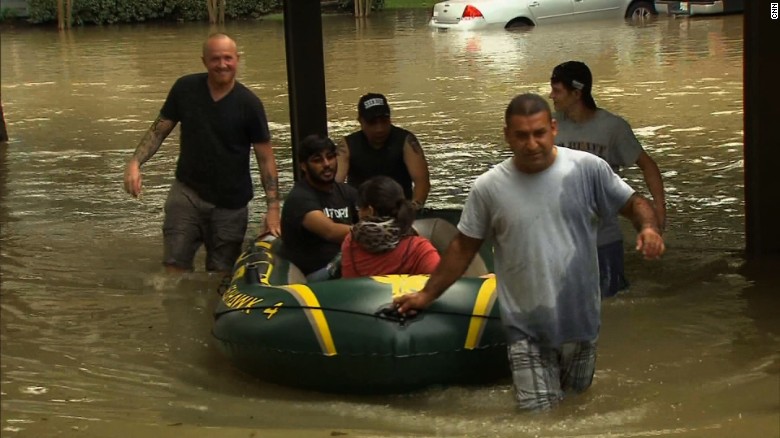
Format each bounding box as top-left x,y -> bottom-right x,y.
123,32 -> 281,274
280,135 -> 358,279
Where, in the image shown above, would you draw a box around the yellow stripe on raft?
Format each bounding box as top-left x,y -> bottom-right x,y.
232,265 -> 246,283
464,276 -> 498,350
285,284 -> 337,356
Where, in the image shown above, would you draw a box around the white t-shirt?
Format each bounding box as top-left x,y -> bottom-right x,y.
458,148 -> 634,347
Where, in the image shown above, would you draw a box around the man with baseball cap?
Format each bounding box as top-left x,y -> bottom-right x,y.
550,60 -> 666,298
336,93 -> 430,211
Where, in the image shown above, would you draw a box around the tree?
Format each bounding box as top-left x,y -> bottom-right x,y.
57,0 -> 72,29
208,0 -> 226,24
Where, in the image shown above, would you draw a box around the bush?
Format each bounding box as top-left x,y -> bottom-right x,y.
27,0 -> 282,25
1,7 -> 19,22
337,0 -> 385,12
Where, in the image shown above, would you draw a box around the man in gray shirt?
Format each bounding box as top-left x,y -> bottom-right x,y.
550,60 -> 666,298
395,93 -> 664,411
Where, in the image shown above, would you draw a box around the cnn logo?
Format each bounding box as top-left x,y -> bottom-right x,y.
773,3 -> 779,20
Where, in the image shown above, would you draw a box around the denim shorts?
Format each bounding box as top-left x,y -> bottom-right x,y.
598,240 -> 630,298
507,337 -> 598,411
162,180 -> 248,272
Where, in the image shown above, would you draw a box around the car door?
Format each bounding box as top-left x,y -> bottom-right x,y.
527,0 -> 575,24
572,0 -> 623,20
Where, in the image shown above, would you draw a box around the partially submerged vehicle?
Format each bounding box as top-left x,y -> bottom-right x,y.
428,0 -> 657,30
655,0 -> 744,16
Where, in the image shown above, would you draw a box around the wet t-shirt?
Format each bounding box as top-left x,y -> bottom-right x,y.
458,148 -> 634,347
554,109 -> 642,246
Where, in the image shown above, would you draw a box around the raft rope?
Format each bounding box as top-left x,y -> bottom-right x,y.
213,304 -> 499,322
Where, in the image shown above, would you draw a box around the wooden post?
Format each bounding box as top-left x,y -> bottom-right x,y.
744,0 -> 780,257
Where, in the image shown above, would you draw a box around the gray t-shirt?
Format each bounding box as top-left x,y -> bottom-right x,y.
458,148 -> 634,347
554,109 -> 643,246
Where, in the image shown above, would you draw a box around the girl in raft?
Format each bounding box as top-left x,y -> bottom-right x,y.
340,176 -> 440,278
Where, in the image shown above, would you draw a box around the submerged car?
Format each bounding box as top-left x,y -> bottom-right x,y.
655,0 -> 743,16
429,0 -> 657,30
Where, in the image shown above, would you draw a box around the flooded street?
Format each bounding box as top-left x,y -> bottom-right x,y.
1,9 -> 778,438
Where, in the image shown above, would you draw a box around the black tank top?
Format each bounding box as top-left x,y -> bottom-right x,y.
344,125 -> 413,199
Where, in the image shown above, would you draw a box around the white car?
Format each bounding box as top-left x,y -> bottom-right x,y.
429,0 -> 657,30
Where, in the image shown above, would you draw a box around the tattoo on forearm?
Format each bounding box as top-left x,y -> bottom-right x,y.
407,134 -> 423,155
132,116 -> 168,165
262,175 -> 280,202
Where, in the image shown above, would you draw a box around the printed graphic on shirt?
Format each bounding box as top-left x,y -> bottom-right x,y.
560,141 -> 607,159
324,206 -> 351,220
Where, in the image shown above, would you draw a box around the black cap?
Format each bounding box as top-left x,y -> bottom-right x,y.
358,93 -> 391,121
551,61 -> 597,109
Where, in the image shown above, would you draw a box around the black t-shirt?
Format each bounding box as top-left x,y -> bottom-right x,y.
279,180 -> 358,275
160,73 -> 271,208
345,125 -> 414,199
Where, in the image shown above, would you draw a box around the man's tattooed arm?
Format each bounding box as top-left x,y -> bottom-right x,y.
132,116 -> 176,165
404,133 -> 431,208
254,141 -> 282,236
253,142 -> 281,204
406,133 -> 424,155
335,137 -> 350,183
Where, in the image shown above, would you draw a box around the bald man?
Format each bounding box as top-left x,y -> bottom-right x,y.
123,33 -> 281,274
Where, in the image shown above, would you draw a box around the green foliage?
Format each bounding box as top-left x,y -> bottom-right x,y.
225,0 -> 282,18
28,0 -> 56,23
27,0 -> 282,25
337,0 -> 386,12
384,0 -> 433,8
0,7 -> 19,22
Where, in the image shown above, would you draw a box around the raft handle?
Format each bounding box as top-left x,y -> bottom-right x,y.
245,262 -> 260,285
374,304 -> 420,326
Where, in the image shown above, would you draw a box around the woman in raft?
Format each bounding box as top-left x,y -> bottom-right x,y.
340,176 -> 440,278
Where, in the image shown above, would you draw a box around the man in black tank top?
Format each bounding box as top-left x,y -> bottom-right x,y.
336,93 -> 430,211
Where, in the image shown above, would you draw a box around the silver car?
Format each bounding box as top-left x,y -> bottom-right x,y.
655,0 -> 743,16
429,0 -> 657,30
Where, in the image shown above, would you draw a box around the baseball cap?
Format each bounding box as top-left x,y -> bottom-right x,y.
358,93 -> 391,121
551,61 -> 597,109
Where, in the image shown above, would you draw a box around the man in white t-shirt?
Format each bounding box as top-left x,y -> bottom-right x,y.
394,93 -> 665,411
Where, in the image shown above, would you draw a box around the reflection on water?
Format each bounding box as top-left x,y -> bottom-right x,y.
2,11 -> 778,438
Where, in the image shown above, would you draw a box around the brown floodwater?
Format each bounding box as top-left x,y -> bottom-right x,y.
1,9 -> 778,438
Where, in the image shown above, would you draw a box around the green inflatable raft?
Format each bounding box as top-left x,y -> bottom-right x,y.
212,210 -> 509,393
